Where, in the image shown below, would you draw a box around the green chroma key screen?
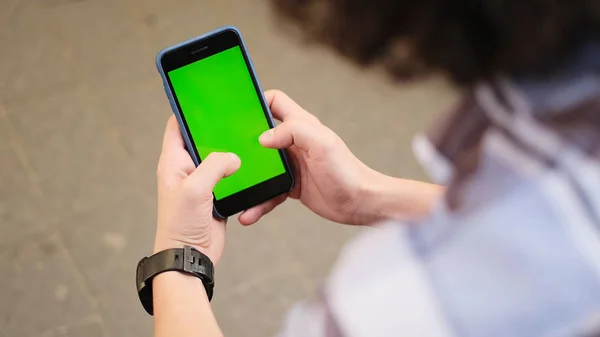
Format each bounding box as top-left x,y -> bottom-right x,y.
168,46 -> 286,200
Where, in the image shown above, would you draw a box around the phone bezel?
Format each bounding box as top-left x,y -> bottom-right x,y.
157,27 -> 294,218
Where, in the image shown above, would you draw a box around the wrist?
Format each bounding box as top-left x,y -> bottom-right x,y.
153,237 -> 217,265
358,169 -> 444,224
153,271 -> 222,337
153,238 -> 184,253
354,168 -> 391,225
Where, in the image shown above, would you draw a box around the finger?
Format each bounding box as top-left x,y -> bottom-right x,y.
159,115 -> 191,166
238,194 -> 288,226
186,152 -> 241,192
264,90 -> 319,123
158,116 -> 195,183
259,119 -> 331,152
161,115 -> 186,154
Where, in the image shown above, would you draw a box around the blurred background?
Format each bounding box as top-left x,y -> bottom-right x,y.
0,0 -> 457,336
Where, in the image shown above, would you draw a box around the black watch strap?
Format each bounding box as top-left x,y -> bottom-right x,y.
136,245 -> 214,315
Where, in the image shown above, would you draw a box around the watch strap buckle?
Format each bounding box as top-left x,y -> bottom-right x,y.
183,245 -> 194,273
136,245 -> 215,316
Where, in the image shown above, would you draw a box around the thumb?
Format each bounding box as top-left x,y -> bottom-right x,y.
258,120 -> 323,152
186,152 -> 241,194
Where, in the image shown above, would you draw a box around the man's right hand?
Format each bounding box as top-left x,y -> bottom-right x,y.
237,90 -> 444,226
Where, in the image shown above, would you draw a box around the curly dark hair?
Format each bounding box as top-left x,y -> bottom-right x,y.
271,0 -> 600,85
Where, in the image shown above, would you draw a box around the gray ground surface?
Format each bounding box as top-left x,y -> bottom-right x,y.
0,1 -> 457,336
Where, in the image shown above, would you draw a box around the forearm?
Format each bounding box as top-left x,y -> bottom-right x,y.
154,271 -> 223,337
359,169 -> 445,224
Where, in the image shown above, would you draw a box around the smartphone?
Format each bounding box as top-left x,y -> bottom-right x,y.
156,26 -> 294,218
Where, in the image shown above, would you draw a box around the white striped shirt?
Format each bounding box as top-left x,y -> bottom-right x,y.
279,45 -> 600,337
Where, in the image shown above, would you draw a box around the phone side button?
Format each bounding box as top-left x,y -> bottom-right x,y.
167,99 -> 178,114
163,86 -> 178,114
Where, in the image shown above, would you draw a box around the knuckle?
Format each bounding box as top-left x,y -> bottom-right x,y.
202,152 -> 222,164
181,179 -> 209,200
156,163 -> 165,180
268,89 -> 286,98
286,120 -> 305,139
320,129 -> 340,152
156,169 -> 176,191
204,152 -> 217,161
181,179 -> 195,194
306,113 -> 321,125
276,121 -> 294,137
201,152 -> 234,173
281,119 -> 297,130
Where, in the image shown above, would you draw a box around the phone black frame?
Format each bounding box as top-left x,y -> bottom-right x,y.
159,28 -> 294,218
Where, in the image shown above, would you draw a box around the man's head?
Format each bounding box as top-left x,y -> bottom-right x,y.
272,0 -> 600,86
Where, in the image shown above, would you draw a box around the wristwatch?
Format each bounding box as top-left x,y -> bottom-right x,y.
136,245 -> 214,315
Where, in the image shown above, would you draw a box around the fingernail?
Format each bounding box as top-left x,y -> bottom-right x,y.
226,152 -> 241,164
259,129 -> 274,143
